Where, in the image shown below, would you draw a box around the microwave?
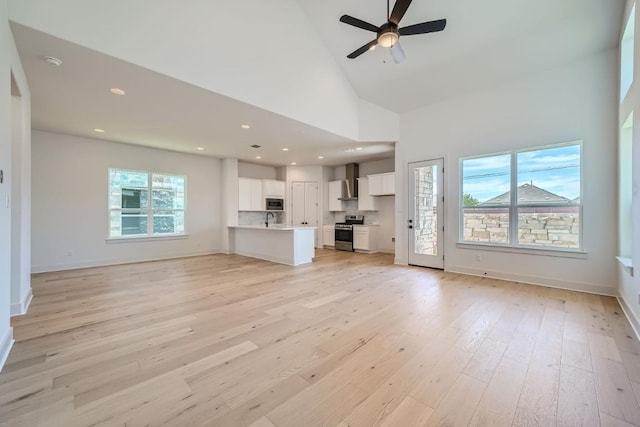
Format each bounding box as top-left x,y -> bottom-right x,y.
265,198 -> 284,211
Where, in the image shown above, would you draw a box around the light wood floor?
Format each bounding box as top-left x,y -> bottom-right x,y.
2,249 -> 640,426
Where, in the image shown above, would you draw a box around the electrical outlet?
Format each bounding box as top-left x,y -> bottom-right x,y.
475,253 -> 482,262
66,250 -> 73,257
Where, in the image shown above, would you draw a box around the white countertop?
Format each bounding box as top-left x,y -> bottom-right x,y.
229,224 -> 317,231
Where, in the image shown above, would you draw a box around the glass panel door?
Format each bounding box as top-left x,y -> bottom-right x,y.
408,159 -> 444,269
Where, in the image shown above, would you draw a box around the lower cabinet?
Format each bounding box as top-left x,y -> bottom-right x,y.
323,225 -> 335,247
353,225 -> 379,253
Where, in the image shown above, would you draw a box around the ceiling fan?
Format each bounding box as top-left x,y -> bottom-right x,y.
339,0 -> 446,64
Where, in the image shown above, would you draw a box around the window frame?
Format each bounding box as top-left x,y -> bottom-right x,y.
107,168 -> 187,240
459,141 -> 584,253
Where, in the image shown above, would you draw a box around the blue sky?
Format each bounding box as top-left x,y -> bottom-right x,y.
462,145 -> 581,202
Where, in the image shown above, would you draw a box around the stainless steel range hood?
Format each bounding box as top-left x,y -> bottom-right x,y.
339,163 -> 359,201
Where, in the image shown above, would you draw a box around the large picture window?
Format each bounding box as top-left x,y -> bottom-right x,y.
461,143 -> 582,251
108,169 -> 186,238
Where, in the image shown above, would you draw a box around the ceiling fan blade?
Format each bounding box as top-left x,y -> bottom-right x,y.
399,19 -> 446,36
347,40 -> 378,59
339,15 -> 379,32
389,0 -> 413,25
390,41 -> 406,64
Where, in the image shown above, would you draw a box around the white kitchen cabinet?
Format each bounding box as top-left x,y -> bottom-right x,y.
328,180 -> 345,211
353,225 -> 379,253
322,225 -> 335,247
357,178 -> 378,211
368,172 -> 395,196
238,177 -> 263,211
263,180 -> 285,198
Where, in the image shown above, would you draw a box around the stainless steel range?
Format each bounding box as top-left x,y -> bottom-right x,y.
335,215 -> 364,252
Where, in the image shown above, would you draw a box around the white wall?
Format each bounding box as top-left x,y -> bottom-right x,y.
1,0 -> 31,371
619,0 -> 640,331
397,49 -> 618,295
32,131 -> 223,272
8,0 -> 398,143
238,163 -> 278,180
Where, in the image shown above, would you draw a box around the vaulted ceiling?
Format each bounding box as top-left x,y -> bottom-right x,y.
8,0 -> 624,166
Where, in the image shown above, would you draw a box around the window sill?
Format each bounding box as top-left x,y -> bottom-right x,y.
456,242 -> 588,259
106,234 -> 189,244
617,256 -> 634,277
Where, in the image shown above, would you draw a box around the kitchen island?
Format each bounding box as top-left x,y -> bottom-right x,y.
228,225 -> 316,266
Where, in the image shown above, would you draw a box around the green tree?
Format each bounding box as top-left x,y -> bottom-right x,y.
463,193 -> 480,207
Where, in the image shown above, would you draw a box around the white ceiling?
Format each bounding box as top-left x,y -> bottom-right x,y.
299,0 -> 624,112
9,0 -> 624,167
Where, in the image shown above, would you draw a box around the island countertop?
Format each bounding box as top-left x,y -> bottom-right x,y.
229,224 -> 317,231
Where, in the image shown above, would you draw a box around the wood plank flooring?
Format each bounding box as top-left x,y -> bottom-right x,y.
1,249 -> 640,426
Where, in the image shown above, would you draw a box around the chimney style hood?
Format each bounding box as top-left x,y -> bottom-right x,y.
339,163 -> 359,201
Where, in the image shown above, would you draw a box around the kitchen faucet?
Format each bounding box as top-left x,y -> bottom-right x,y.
265,211 -> 275,227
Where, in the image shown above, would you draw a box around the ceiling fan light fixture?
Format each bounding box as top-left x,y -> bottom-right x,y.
378,30 -> 399,48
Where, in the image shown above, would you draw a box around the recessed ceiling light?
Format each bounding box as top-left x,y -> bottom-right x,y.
196,147 -> 204,151
344,148 -> 355,153
94,128 -> 105,133
356,147 -> 364,151
291,162 -> 297,165
110,88 -> 126,95
44,56 -> 62,66
256,156 -> 262,159
241,124 -> 250,129
282,148 -> 289,151
318,156 -> 324,159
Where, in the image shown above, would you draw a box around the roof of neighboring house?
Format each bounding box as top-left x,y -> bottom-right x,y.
480,183 -> 571,205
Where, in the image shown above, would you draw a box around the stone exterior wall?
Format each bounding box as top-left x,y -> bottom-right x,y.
414,166 -> 438,255
463,207 -> 580,248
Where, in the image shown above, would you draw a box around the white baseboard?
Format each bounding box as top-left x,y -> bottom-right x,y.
617,295 -> 640,341
0,328 -> 14,373
445,264 -> 618,296
10,288 -> 33,316
32,250 -> 221,273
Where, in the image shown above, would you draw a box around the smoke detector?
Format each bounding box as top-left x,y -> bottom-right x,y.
44,56 -> 62,66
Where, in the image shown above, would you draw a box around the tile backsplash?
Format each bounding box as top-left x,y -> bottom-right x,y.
238,211 -> 285,225
330,200 -> 380,224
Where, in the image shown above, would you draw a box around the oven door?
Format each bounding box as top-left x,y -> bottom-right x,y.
335,227 -> 353,251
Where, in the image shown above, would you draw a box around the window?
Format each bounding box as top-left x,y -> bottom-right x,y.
108,169 -> 186,238
621,5 -> 635,101
620,113 -> 633,257
461,143 -> 582,251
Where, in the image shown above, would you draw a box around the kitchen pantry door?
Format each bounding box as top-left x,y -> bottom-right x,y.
291,181 -> 318,246
408,159 -> 444,269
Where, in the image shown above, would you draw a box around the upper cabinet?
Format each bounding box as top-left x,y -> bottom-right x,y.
328,180 -> 345,212
368,172 -> 395,196
357,178 -> 378,211
263,179 -> 285,198
238,178 -> 264,211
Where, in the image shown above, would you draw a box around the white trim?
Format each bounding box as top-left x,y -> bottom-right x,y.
456,242 -> 588,259
10,288 -> 32,316
106,234 -> 189,244
617,256 -> 635,276
617,295 -> 640,341
0,328 -> 14,373
31,250 -> 221,274
446,264 -> 617,296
